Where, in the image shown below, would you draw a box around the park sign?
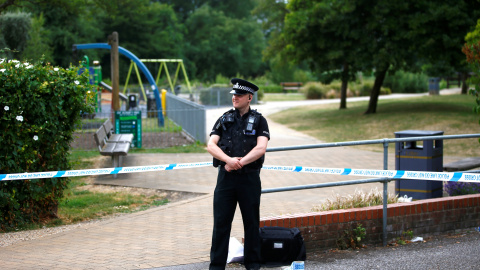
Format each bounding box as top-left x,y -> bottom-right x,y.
115,111 -> 142,148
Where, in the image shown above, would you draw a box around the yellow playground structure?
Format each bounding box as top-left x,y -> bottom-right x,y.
124,59 -> 191,101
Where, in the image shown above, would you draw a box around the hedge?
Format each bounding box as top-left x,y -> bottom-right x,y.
0,57 -> 94,231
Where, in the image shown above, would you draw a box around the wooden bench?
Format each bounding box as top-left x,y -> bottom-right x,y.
443,157 -> 480,172
93,120 -> 134,178
280,82 -> 303,93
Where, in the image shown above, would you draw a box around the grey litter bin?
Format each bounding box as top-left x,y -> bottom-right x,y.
395,130 -> 444,200
146,92 -> 157,118
428,77 -> 440,95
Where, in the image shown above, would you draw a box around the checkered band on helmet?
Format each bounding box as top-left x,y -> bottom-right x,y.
233,82 -> 255,94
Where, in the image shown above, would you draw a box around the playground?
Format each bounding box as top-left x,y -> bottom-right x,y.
72,39 -> 201,151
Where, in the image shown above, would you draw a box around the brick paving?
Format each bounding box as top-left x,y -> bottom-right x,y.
0,94 -> 465,269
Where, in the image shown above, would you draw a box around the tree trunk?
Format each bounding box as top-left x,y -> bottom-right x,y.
364,68 -> 388,114
108,32 -> 120,112
340,63 -> 349,109
461,72 -> 469,94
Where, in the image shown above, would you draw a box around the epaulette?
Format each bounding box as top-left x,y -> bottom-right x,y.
223,108 -> 235,115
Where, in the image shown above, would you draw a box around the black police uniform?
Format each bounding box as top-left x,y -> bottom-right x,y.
209,107 -> 270,270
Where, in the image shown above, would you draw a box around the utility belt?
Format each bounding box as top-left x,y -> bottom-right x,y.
219,166 -> 260,174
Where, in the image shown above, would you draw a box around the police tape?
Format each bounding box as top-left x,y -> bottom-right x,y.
0,163 -> 479,183
0,162 -> 213,181
262,165 -> 480,183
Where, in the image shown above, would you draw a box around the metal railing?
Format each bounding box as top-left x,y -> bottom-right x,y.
165,92 -> 206,143
190,87 -> 259,107
263,133 -> 480,246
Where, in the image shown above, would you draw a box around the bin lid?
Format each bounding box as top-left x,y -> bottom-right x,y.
394,130 -> 444,136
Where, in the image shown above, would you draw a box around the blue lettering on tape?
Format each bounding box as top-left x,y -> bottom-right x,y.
294,166 -> 302,172
341,168 -> 352,175
166,164 -> 177,170
54,171 -> 66,178
450,172 -> 462,182
393,170 -> 405,179
110,167 -> 122,175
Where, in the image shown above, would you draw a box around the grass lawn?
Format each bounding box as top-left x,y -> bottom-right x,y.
263,93 -> 306,102
269,94 -> 480,157
58,177 -> 168,224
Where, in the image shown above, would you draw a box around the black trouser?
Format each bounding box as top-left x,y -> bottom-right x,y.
210,169 -> 262,270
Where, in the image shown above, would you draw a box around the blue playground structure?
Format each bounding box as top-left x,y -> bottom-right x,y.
73,43 -> 164,126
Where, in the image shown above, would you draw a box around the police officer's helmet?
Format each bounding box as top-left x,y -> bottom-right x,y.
230,78 -> 259,95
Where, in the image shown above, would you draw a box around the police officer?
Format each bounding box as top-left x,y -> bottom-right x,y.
208,78 -> 270,270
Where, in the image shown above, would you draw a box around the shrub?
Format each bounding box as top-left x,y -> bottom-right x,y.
311,188 -> 398,211
355,82 -> 391,96
257,89 -> 264,101
444,182 -> 480,196
383,70 -> 428,93
337,223 -> 367,250
357,82 -> 373,96
0,57 -> 94,231
213,74 -> 230,85
261,85 -> 283,93
301,82 -> 329,99
293,69 -> 316,83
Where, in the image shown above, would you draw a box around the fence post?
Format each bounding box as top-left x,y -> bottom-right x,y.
383,140 -> 389,246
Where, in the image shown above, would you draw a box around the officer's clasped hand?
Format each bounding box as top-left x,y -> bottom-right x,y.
224,157 -> 243,172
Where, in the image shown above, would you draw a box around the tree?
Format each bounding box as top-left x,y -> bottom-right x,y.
465,19 -> 480,44
278,0 -> 480,114
283,0 -> 369,109
463,19 -> 480,125
0,11 -> 31,59
0,0 -> 103,67
152,0 -> 205,22
184,5 -> 265,81
254,0 -> 316,84
362,1 -> 426,114
154,0 -> 256,22
21,13 -> 54,63
419,0 -> 480,94
0,0 -> 23,13
207,0 -> 257,19
97,1 -> 185,83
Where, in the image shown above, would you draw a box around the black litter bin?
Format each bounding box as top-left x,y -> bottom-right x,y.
395,130 -> 444,200
128,94 -> 138,110
428,77 -> 440,95
174,85 -> 181,95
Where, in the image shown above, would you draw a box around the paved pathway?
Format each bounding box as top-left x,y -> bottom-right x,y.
0,89 -> 468,269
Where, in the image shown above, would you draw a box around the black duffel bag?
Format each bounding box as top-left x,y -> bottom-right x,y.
259,226 -> 306,266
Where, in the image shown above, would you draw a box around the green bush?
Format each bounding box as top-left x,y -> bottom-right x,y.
383,70 -> 428,93
301,82 -> 330,99
0,58 -> 94,231
257,89 -> 264,101
439,79 -> 448,90
261,85 -> 283,93
356,82 -> 391,96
